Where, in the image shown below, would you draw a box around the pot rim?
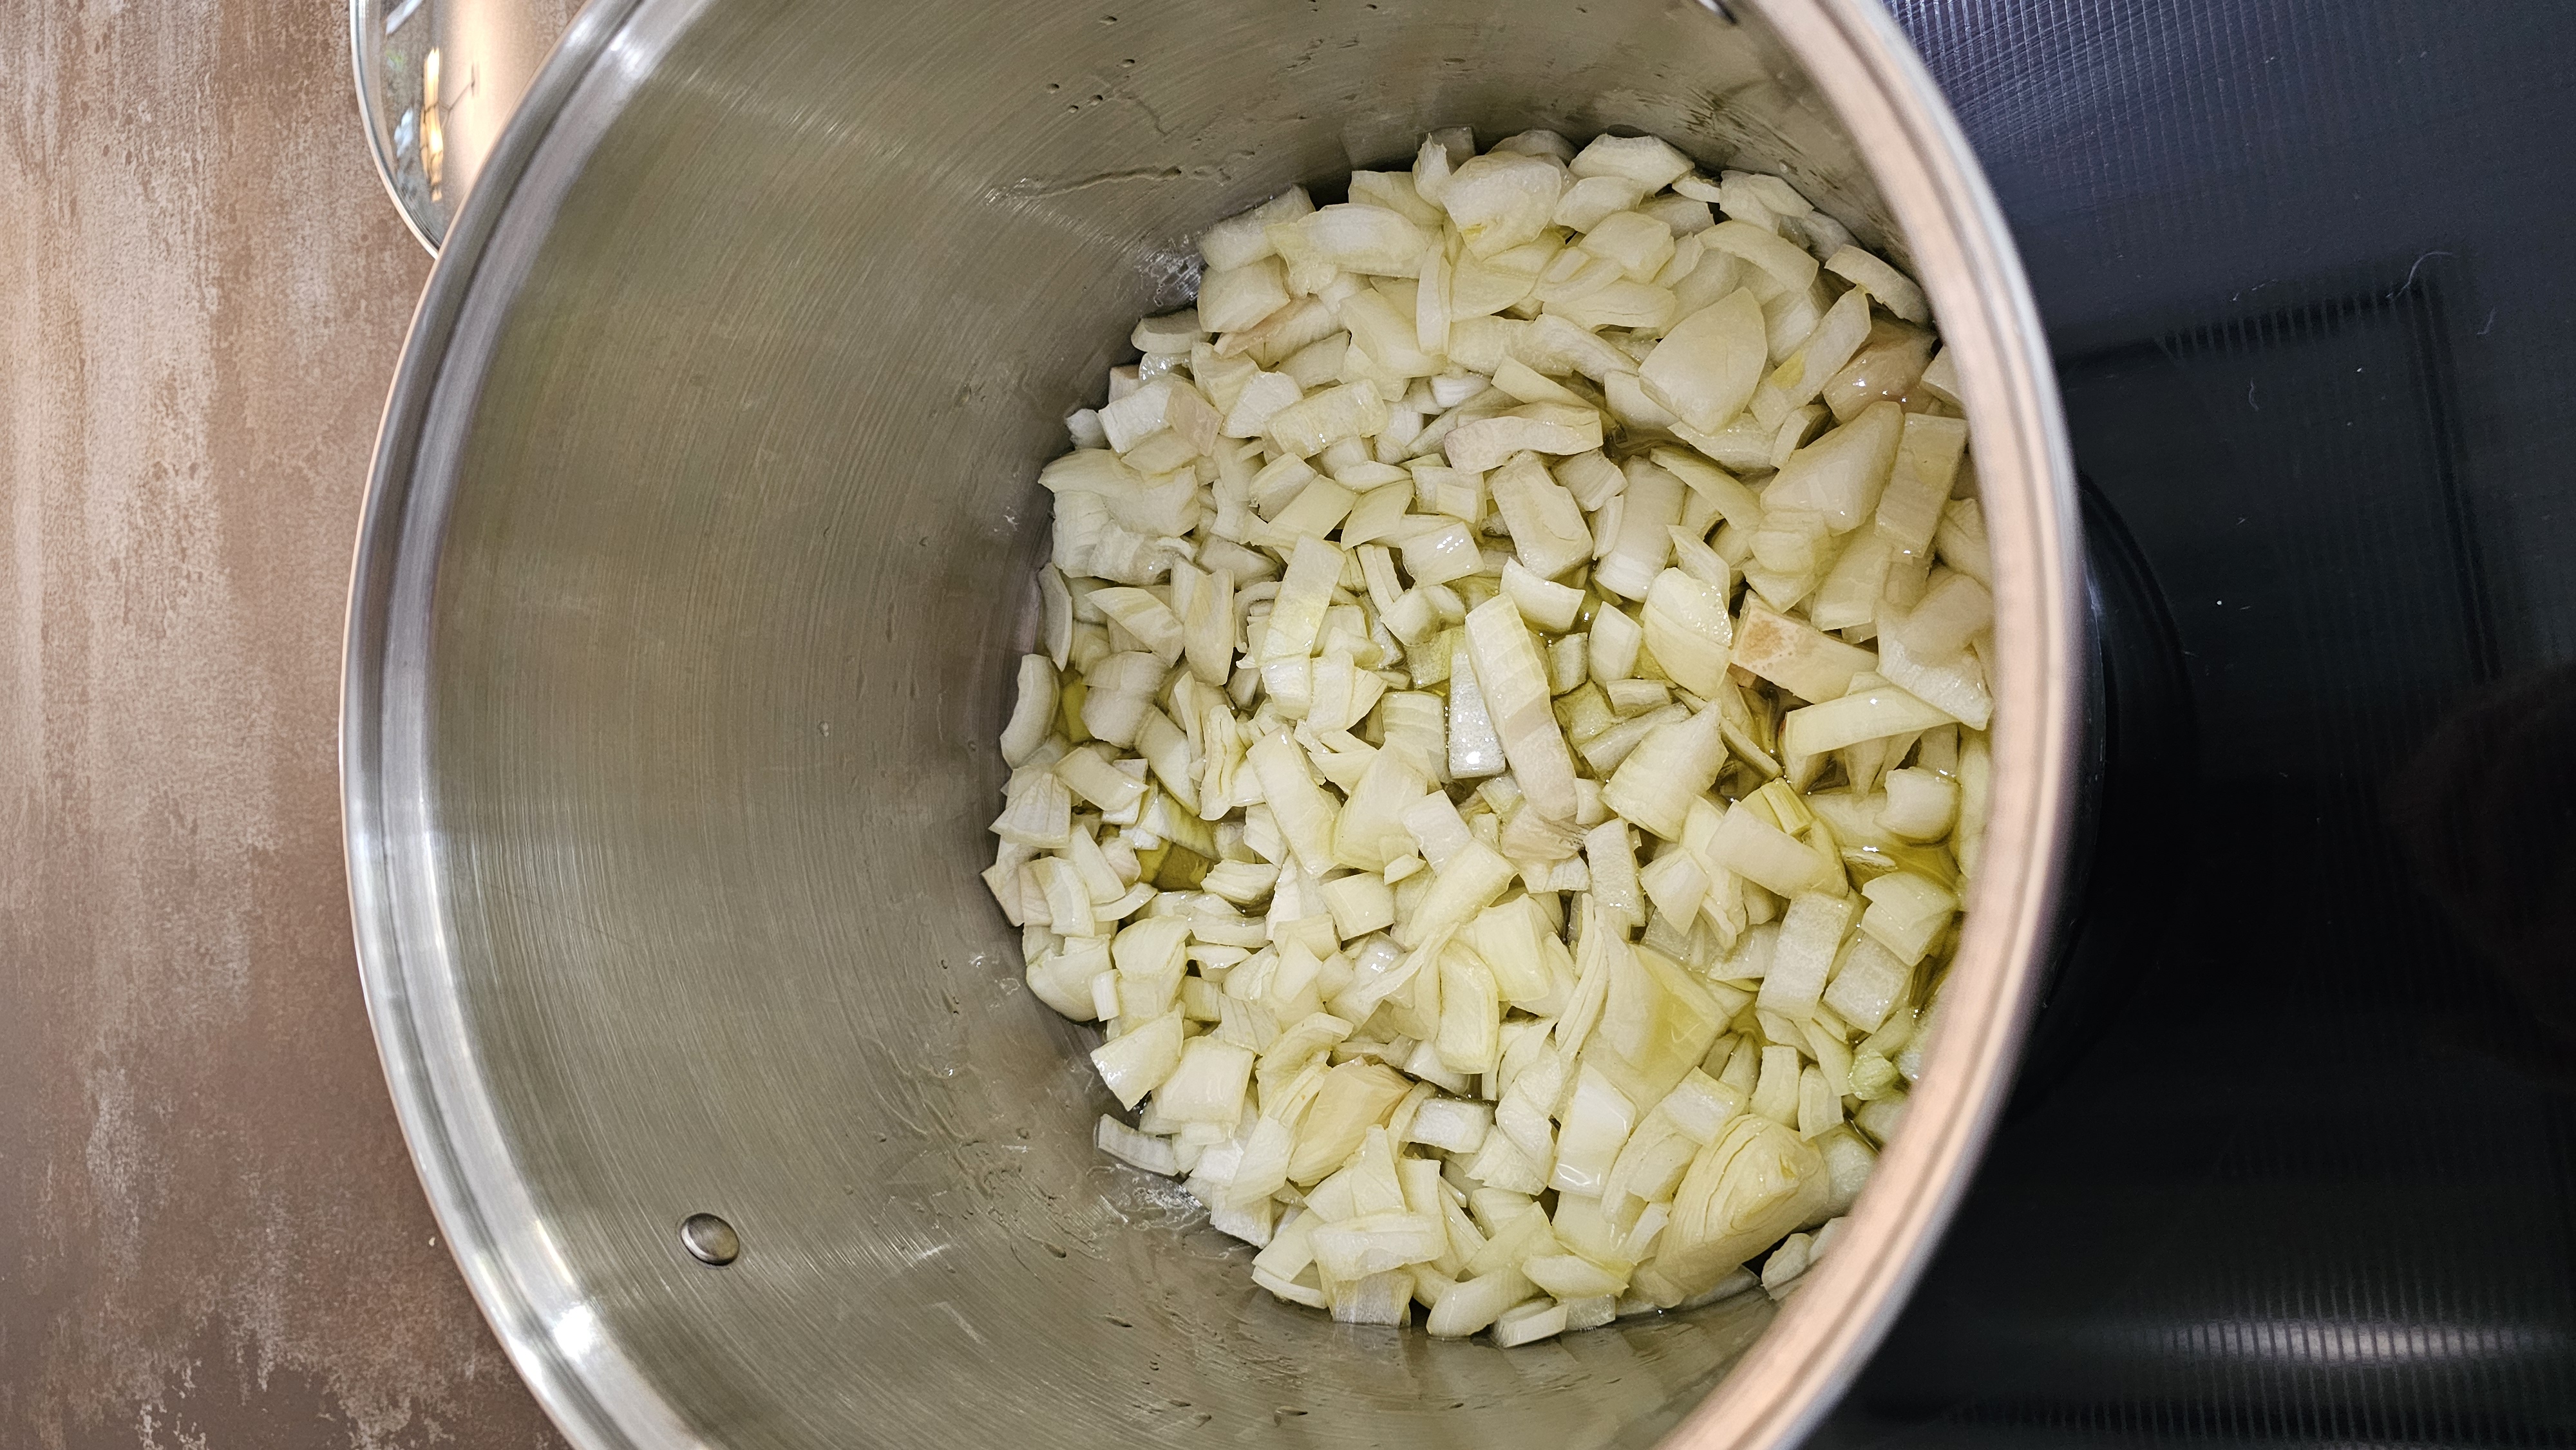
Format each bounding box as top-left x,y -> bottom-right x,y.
340,3 -> 2082,1446
1659,3 -> 2081,1445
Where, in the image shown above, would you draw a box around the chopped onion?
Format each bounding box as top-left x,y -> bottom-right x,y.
990,129 -> 1992,1346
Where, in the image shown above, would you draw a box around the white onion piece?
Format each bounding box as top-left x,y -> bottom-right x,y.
1463,596 -> 1580,823
1825,245 -> 1930,325
1642,569 -> 1733,697
1638,289 -> 1766,433
1593,458 -> 1683,601
1442,152 -> 1567,257
1486,453 -> 1594,579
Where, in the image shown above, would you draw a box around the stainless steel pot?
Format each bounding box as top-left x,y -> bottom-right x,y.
341,1 -> 2081,1445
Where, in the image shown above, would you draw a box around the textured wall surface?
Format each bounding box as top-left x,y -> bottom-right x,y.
0,1 -> 569,1445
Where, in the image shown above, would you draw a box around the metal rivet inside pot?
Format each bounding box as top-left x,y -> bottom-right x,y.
679,1212 -> 741,1266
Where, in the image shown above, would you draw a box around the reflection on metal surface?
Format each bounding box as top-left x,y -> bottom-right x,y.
422,46 -> 444,202
341,1 -> 2078,1447
351,0 -> 579,252
2394,661 -> 2576,1084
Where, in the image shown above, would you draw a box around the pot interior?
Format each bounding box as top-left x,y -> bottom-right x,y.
374,1 -> 1935,1445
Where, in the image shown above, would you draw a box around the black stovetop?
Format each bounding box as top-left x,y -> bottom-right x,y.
1817,3 -> 2576,1445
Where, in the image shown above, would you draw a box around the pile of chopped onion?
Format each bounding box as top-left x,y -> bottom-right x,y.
984,127 -> 1991,1345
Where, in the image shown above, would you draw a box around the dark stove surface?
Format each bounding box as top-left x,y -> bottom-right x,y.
1820,3 -> 2576,1445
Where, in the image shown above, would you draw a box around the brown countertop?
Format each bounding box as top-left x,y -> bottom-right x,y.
1,2 -> 568,1445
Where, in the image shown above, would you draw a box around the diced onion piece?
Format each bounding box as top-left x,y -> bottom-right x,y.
1248,729 -> 1341,873
1170,561 -> 1235,686
1261,535 -> 1345,667
1749,1044 -> 1801,1125
1221,370 -> 1304,440
1329,1269 -> 1416,1324
1821,933 -> 1912,1033
1765,400 -> 1904,532
1936,496 -> 1992,587
1569,133 -> 1693,189
1200,187 -> 1314,270
1601,706 -> 1727,841
1090,587 -> 1185,665
998,655 -> 1059,767
1464,596 -> 1581,823
1092,1012 -> 1184,1109
1441,151 -> 1567,257
1323,872 -> 1397,939
1858,871 -> 1955,966
1446,644 -> 1508,780
1409,1097 -> 1492,1154
1200,258 -> 1293,334
1706,219 -> 1821,292
1099,377 -> 1221,457
1329,748 -> 1430,872
1493,357 -> 1586,406
1096,1115 -> 1180,1174
1593,457 -> 1684,601
1435,945 -> 1501,1074
1404,839 -> 1517,946
1267,382 -> 1392,459
1580,211 -> 1678,283
1901,572 -> 1996,658
1402,520 -> 1482,588
1462,896 -> 1569,1004
1855,1093 -> 1908,1146
1287,1060 -> 1414,1183
1589,603 -> 1643,681
1811,534 -> 1892,633
1425,1267 -> 1536,1337
1826,245 -> 1931,325
1917,347 -> 1962,408
1501,558 -> 1584,632
1822,321 -> 1935,423
1554,174 -> 1651,231
1766,285 -> 1873,414
1796,1064 -> 1843,1141
1880,767 -> 1959,842
1638,289 -> 1766,433
1640,848 -> 1710,925
1444,404 -> 1605,473
1651,447 -> 1763,535
1658,1115 -> 1832,1292
1159,1037 -> 1257,1126
1733,603 -> 1878,703
1524,1253 -> 1625,1301
1584,820 -> 1645,927
1642,569 -> 1733,697
1877,413 -> 1969,549
1486,453 -> 1594,579
1703,803 -> 1837,897
1311,1212 -> 1448,1280
1756,892 -> 1852,1019
1296,203 -> 1433,277
1056,744 -> 1149,816
1779,677 -> 1955,757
